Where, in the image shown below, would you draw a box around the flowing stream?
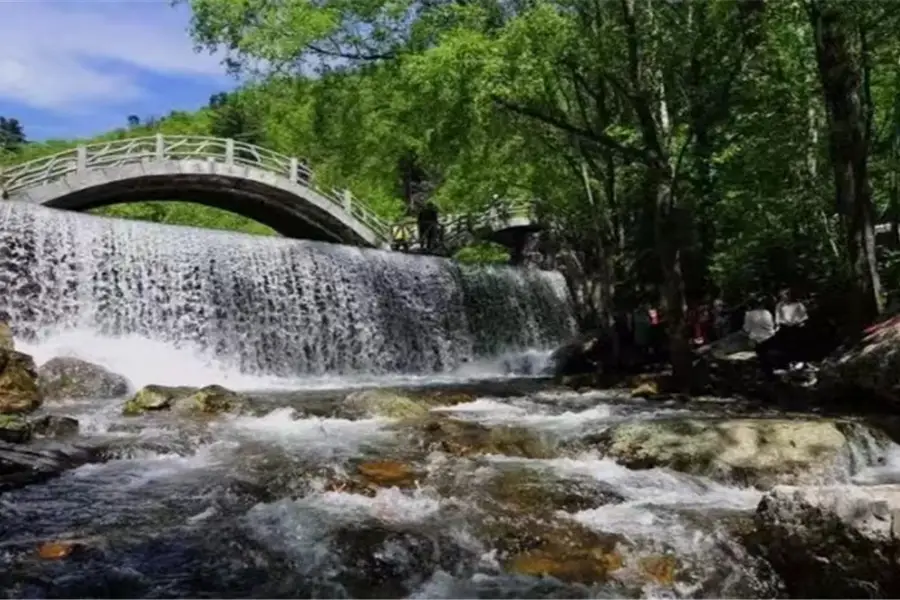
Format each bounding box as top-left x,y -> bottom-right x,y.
0,203 -> 897,598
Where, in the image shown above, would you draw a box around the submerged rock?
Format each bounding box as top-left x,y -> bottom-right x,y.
38,357 -> 130,400
747,484 -> 900,597
594,418 -> 858,488
0,349 -> 41,414
356,460 -> 419,488
123,384 -> 246,417
0,440 -> 101,491
484,513 -> 626,585
0,414 -> 32,443
327,523 -> 476,598
31,415 -> 79,439
397,416 -> 556,459
479,467 -> 622,515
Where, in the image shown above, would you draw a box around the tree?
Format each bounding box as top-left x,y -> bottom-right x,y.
807,0 -> 883,328
0,117 -> 26,152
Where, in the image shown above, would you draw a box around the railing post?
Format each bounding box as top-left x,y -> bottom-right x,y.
225,138 -> 235,165
289,158 -> 298,183
76,146 -> 87,172
154,134 -> 165,161
342,190 -> 353,213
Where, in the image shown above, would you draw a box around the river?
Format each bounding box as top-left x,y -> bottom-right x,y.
0,203 -> 897,598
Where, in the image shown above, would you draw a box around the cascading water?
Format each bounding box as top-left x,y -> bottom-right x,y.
0,203 -> 576,381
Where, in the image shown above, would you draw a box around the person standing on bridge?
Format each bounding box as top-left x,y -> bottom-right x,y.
391,219 -> 413,252
418,201 -> 441,253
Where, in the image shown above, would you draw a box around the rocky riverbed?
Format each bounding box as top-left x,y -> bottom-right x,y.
1,333 -> 900,598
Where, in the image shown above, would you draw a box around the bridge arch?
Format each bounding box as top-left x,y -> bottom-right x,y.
0,136 -> 390,247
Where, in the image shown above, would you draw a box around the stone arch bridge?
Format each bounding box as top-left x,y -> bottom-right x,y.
0,135 -> 539,256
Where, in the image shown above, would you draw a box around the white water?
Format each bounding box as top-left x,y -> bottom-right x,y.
0,203 -> 575,386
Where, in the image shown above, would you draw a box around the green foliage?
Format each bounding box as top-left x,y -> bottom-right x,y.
453,242 -> 510,265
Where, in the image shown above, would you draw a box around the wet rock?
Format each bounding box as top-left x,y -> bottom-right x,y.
397,416 -> 556,459
356,460 -> 419,488
0,414 -> 32,443
507,546 -> 624,584
0,321 -> 13,351
172,384 -> 245,416
747,484 -> 900,597
328,523 -> 476,598
549,330 -> 610,378
0,440 -> 101,491
0,349 -> 41,414
123,384 -> 245,417
638,554 -> 678,586
122,385 -> 192,415
38,357 -> 130,400
594,418 -> 854,488
340,389 -> 430,420
819,315 -> 900,408
37,540 -> 80,560
480,467 -> 622,515
488,515 -> 626,584
31,415 -> 79,439
630,381 -> 659,398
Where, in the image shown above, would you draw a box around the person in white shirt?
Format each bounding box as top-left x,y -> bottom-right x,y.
743,296 -> 778,377
774,288 -> 809,369
743,300 -> 777,344
775,288 -> 808,328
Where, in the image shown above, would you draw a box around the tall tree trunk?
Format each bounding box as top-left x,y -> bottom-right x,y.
809,0 -> 882,328
651,163 -> 691,388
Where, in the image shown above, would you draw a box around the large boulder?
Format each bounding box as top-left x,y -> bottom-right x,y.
819,315 -> 900,407
0,349 -> 41,414
340,389 -> 431,420
593,418 -> 873,488
123,384 -> 246,417
746,484 -> 900,597
548,330 -> 611,378
38,357 -> 130,400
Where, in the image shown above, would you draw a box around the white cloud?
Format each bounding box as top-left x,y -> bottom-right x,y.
0,1 -> 229,112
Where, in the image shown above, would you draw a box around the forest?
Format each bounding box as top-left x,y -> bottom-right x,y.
3,0 -> 900,385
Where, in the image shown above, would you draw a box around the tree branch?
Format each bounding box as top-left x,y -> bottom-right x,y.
492,95 -> 650,164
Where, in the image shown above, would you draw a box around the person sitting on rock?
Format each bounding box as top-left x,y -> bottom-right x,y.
774,288 -> 809,370
743,296 -> 779,378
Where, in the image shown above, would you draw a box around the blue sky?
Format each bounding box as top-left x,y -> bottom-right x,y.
0,1 -> 235,142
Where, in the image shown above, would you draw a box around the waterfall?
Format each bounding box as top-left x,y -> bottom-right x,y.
0,203 -> 576,378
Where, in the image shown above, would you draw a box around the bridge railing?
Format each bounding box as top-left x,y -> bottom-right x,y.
0,134 -> 391,242
0,134 -> 538,249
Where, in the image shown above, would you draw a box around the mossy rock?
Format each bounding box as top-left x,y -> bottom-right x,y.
593,418 -> 852,488
0,350 -> 41,414
0,413 -> 32,443
481,513 -> 626,584
38,357 -> 130,400
396,416 -> 556,459
123,384 -> 245,417
341,389 -> 431,420
481,467 -> 623,516
173,385 -> 245,416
